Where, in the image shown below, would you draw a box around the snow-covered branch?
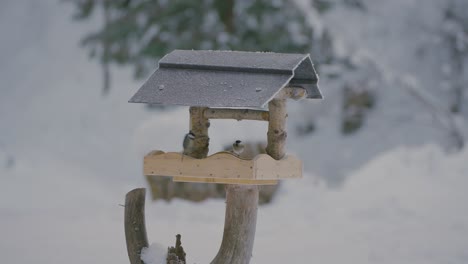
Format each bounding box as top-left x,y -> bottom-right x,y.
400,75 -> 465,151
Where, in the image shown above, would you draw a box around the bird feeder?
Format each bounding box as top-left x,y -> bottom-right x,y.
129,50 -> 321,185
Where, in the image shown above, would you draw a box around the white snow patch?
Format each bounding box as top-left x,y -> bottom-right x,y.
141,243 -> 167,264
253,144 -> 468,264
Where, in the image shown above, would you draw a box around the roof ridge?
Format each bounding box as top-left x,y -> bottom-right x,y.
159,62 -> 293,75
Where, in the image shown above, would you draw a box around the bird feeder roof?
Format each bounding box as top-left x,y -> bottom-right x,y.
129,50 -> 321,108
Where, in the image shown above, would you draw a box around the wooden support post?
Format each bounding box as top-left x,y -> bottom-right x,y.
184,100 -> 289,263
124,188 -> 149,264
189,107 -> 210,158
203,108 -> 269,121
266,99 -> 287,159
211,185 -> 258,264
211,138 -> 259,264
277,87 -> 307,100
211,97 -> 288,263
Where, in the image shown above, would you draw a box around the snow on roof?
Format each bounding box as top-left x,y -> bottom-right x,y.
129,50 -> 321,108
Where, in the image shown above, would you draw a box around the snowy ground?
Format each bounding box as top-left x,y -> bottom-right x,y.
1,0 -> 467,263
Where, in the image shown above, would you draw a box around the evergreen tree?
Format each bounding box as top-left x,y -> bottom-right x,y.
70,0 -> 380,137
70,0 -> 317,93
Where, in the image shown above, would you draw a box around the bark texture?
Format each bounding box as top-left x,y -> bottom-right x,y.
211,99 -> 287,263
276,87 -> 307,100
211,185 -> 259,264
124,188 -> 149,264
266,99 -> 287,159
189,107 -> 210,158
203,108 -> 269,121
210,126 -> 263,264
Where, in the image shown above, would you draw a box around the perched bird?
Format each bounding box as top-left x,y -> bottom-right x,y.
182,131 -> 195,160
232,140 -> 245,156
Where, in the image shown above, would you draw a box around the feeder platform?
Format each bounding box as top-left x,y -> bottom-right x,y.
144,151 -> 303,185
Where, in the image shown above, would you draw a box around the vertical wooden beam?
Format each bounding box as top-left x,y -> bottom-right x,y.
266,99 -> 287,160
211,98 -> 288,264
211,185 -> 258,264
124,188 -> 148,264
189,107 -> 210,158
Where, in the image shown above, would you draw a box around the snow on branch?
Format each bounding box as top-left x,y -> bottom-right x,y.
400,75 -> 465,151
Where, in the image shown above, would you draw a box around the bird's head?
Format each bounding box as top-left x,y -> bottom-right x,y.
188,131 -> 195,139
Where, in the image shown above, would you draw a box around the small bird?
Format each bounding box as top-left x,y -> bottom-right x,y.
232,140 -> 245,156
182,131 -> 196,161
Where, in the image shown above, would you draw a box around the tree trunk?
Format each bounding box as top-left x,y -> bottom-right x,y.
211,185 -> 258,264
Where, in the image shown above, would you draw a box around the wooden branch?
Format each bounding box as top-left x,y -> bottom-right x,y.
125,188 -> 149,264
266,99 -> 287,159
211,185 -> 258,264
203,108 -> 269,121
189,107 -> 210,158
275,87 -> 307,100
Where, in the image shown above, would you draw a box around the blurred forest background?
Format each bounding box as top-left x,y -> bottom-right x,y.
68,0 -> 468,186
70,0 -> 467,146
1,0 -> 468,263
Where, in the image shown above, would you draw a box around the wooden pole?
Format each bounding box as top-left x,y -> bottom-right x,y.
266,99 -> 287,159
203,108 -> 269,121
211,185 -> 258,264
184,99 -> 288,263
214,98 -> 290,263
210,141 -> 259,264
124,188 -> 149,264
276,87 -> 307,100
189,107 -> 210,158
211,98 -> 288,263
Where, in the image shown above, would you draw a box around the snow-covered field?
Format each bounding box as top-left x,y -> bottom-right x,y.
1,0 -> 467,263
